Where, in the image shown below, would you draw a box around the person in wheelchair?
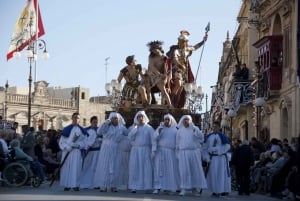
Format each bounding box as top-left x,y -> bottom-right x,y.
10,139 -> 47,183
0,130 -> 10,177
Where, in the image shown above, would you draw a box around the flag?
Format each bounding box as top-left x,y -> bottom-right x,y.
6,0 -> 45,61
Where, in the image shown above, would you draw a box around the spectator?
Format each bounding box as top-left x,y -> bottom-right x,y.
232,140 -> 255,195
240,63 -> 249,80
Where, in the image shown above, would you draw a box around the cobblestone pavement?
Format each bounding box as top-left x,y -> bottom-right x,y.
0,181 -> 281,201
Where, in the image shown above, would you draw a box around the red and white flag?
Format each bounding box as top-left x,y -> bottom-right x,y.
6,0 -> 45,61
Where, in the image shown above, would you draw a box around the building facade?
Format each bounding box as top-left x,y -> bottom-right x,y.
213,0 -> 300,142
0,80 -> 111,132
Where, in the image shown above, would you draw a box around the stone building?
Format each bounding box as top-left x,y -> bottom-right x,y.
0,80 -> 111,132
213,0 -> 300,142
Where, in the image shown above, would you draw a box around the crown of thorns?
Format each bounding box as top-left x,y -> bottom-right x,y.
147,40 -> 164,49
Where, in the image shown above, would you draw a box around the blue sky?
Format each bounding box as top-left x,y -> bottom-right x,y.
0,0 -> 242,108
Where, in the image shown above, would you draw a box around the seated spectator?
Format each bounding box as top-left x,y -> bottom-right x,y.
269,138 -> 281,154
250,151 -> 271,193
263,151 -> 288,193
0,131 -> 9,175
11,139 -> 47,183
34,136 -> 57,176
270,148 -> 296,198
43,148 -> 59,175
10,139 -> 34,178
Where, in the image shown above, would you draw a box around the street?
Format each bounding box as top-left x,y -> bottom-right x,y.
0,182 -> 281,201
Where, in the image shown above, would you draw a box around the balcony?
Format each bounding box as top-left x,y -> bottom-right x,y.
228,80 -> 255,111
7,93 -> 75,109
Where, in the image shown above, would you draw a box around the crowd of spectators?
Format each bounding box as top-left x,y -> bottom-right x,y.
0,122 -> 61,183
231,136 -> 299,200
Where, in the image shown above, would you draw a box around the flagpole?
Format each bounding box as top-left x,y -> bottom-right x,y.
34,0 -> 39,83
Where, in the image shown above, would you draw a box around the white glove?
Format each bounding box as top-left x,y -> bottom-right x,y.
66,146 -> 72,152
72,143 -> 80,148
209,147 -> 218,155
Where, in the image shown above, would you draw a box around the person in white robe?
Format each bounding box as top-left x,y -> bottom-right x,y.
152,113 -> 179,194
202,121 -> 231,197
128,110 -> 154,193
176,115 -> 207,196
79,116 -> 100,189
93,112 -> 127,192
59,112 -> 88,191
117,128 -> 131,190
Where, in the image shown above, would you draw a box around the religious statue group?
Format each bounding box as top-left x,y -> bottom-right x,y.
116,30 -> 208,108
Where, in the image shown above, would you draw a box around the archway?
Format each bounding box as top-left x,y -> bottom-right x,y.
272,14 -> 282,35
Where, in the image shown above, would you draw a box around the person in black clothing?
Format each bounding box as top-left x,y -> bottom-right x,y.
232,64 -> 242,80
34,136 -> 59,176
250,137 -> 266,160
294,134 -> 300,200
231,140 -> 255,195
46,129 -> 60,160
240,63 -> 249,80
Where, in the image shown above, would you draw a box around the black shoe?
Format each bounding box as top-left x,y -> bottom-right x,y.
221,192 -> 229,196
73,187 -> 79,191
131,190 -> 136,193
211,193 -> 219,197
64,187 -> 71,191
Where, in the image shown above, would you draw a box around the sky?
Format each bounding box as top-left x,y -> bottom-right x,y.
0,0 -> 242,109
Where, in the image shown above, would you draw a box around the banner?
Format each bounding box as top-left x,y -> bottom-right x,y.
6,0 -> 45,60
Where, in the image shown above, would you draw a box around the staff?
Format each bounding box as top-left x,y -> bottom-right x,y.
195,22 -> 210,83
49,133 -> 79,187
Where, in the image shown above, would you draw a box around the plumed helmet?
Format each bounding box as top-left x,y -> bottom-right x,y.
178,30 -> 190,41
126,55 -> 135,65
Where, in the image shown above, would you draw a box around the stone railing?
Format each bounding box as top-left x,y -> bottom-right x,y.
7,94 -> 75,109
48,98 -> 74,108
7,94 -> 28,103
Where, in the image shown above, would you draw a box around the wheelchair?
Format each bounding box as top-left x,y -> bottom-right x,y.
1,150 -> 41,187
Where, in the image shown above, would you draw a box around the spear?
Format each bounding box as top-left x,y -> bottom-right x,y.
195,22 -> 210,83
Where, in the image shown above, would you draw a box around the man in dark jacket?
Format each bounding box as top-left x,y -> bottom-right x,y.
231,140 -> 254,195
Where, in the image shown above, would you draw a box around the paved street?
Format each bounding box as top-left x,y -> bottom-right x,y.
0,182 -> 281,201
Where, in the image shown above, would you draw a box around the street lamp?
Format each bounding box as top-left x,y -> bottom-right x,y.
13,18 -> 49,127
228,109 -> 237,139
183,82 -> 204,114
254,97 -> 265,139
105,79 -> 123,108
4,81 -> 9,120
